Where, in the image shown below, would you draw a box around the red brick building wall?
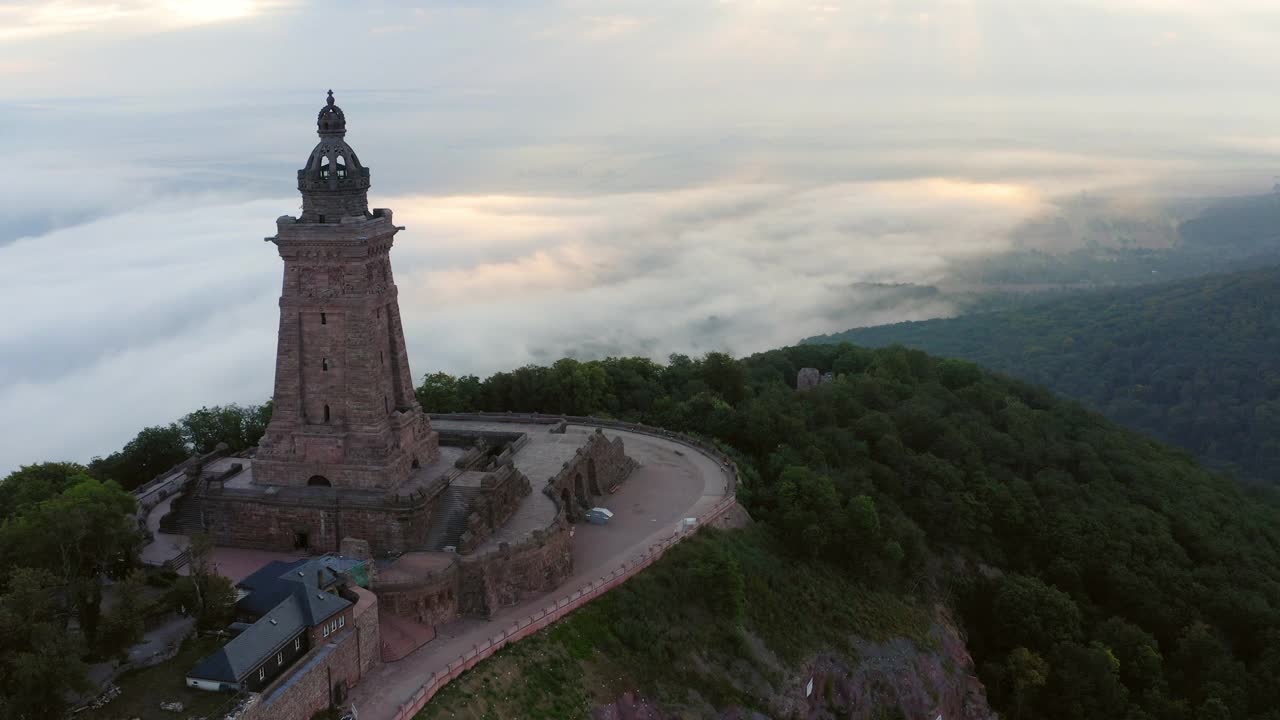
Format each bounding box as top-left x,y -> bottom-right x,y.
306,605 -> 354,648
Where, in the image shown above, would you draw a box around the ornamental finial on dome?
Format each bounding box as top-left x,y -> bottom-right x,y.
317,89 -> 346,138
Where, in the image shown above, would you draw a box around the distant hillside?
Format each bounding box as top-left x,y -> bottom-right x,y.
941,193 -> 1280,291
805,265 -> 1280,483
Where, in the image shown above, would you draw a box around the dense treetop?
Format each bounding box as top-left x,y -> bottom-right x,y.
415,346 -> 1280,719
806,265 -> 1280,485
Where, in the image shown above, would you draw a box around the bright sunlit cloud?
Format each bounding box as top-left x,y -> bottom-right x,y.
0,0 -> 289,41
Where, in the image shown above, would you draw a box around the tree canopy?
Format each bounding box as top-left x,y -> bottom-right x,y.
0,472 -> 141,717
416,345 -> 1280,719
72,400 -> 272,491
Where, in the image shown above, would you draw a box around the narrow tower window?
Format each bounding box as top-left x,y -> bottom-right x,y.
323,405 -> 331,422
384,396 -> 389,413
320,312 -> 327,325
322,358 -> 328,372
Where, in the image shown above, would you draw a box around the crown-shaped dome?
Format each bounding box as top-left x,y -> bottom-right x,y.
297,90 -> 370,222
317,90 -> 346,137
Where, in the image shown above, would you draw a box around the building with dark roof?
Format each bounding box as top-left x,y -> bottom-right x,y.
187,558 -> 354,692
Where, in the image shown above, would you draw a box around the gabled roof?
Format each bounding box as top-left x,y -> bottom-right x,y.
236,558 -> 343,621
188,595 -> 310,684
188,648 -> 236,684
189,558 -> 352,685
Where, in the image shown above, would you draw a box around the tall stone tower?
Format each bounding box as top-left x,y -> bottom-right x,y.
254,91 -> 439,490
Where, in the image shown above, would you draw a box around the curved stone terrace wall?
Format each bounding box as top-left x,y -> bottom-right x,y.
429,412 -> 739,496
391,495 -> 739,720
384,413 -> 742,719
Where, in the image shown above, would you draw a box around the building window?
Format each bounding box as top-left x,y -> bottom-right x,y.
276,652 -> 283,666
322,358 -> 328,372
318,214 -> 326,223
294,637 -> 301,651
323,405 -> 330,422
323,624 -> 330,638
258,667 -> 265,681
380,351 -> 384,366
376,307 -> 381,319
384,396 -> 388,413
321,312 -> 327,325
339,615 -> 345,629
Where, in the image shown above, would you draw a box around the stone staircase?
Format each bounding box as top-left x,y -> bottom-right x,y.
159,489 -> 205,536
422,485 -> 482,552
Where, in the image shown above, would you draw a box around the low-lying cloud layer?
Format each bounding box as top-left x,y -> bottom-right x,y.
4,0 -> 1280,474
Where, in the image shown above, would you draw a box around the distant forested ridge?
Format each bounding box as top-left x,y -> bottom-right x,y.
806,265 -> 1280,485
946,192 -> 1280,289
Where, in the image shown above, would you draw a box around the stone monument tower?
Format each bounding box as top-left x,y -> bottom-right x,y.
253,91 -> 439,490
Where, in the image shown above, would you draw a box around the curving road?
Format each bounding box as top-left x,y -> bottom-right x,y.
348,424 -> 731,719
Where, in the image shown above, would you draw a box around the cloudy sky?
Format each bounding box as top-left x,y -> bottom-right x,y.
3,0 -> 1280,474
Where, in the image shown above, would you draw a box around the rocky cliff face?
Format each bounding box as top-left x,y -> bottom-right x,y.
591,605 -> 995,720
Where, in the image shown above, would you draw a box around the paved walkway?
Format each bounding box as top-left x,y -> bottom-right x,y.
139,482 -> 191,567
380,613 -> 437,662
348,426 -> 730,719
138,480 -> 308,581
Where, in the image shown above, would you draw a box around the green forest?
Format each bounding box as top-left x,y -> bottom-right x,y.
416,348 -> 1280,719
8,346 -> 1280,718
807,265 -> 1280,485
0,405 -> 269,718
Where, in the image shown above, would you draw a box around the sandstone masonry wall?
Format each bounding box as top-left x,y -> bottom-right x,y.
458,522 -> 573,618
457,464 -> 531,553
547,430 -> 638,519
375,563 -> 461,628
200,489 -> 441,555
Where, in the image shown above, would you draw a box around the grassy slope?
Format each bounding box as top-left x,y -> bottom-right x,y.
417,528 -> 929,720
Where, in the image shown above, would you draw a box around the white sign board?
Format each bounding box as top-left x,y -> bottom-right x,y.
805,678 -> 813,697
